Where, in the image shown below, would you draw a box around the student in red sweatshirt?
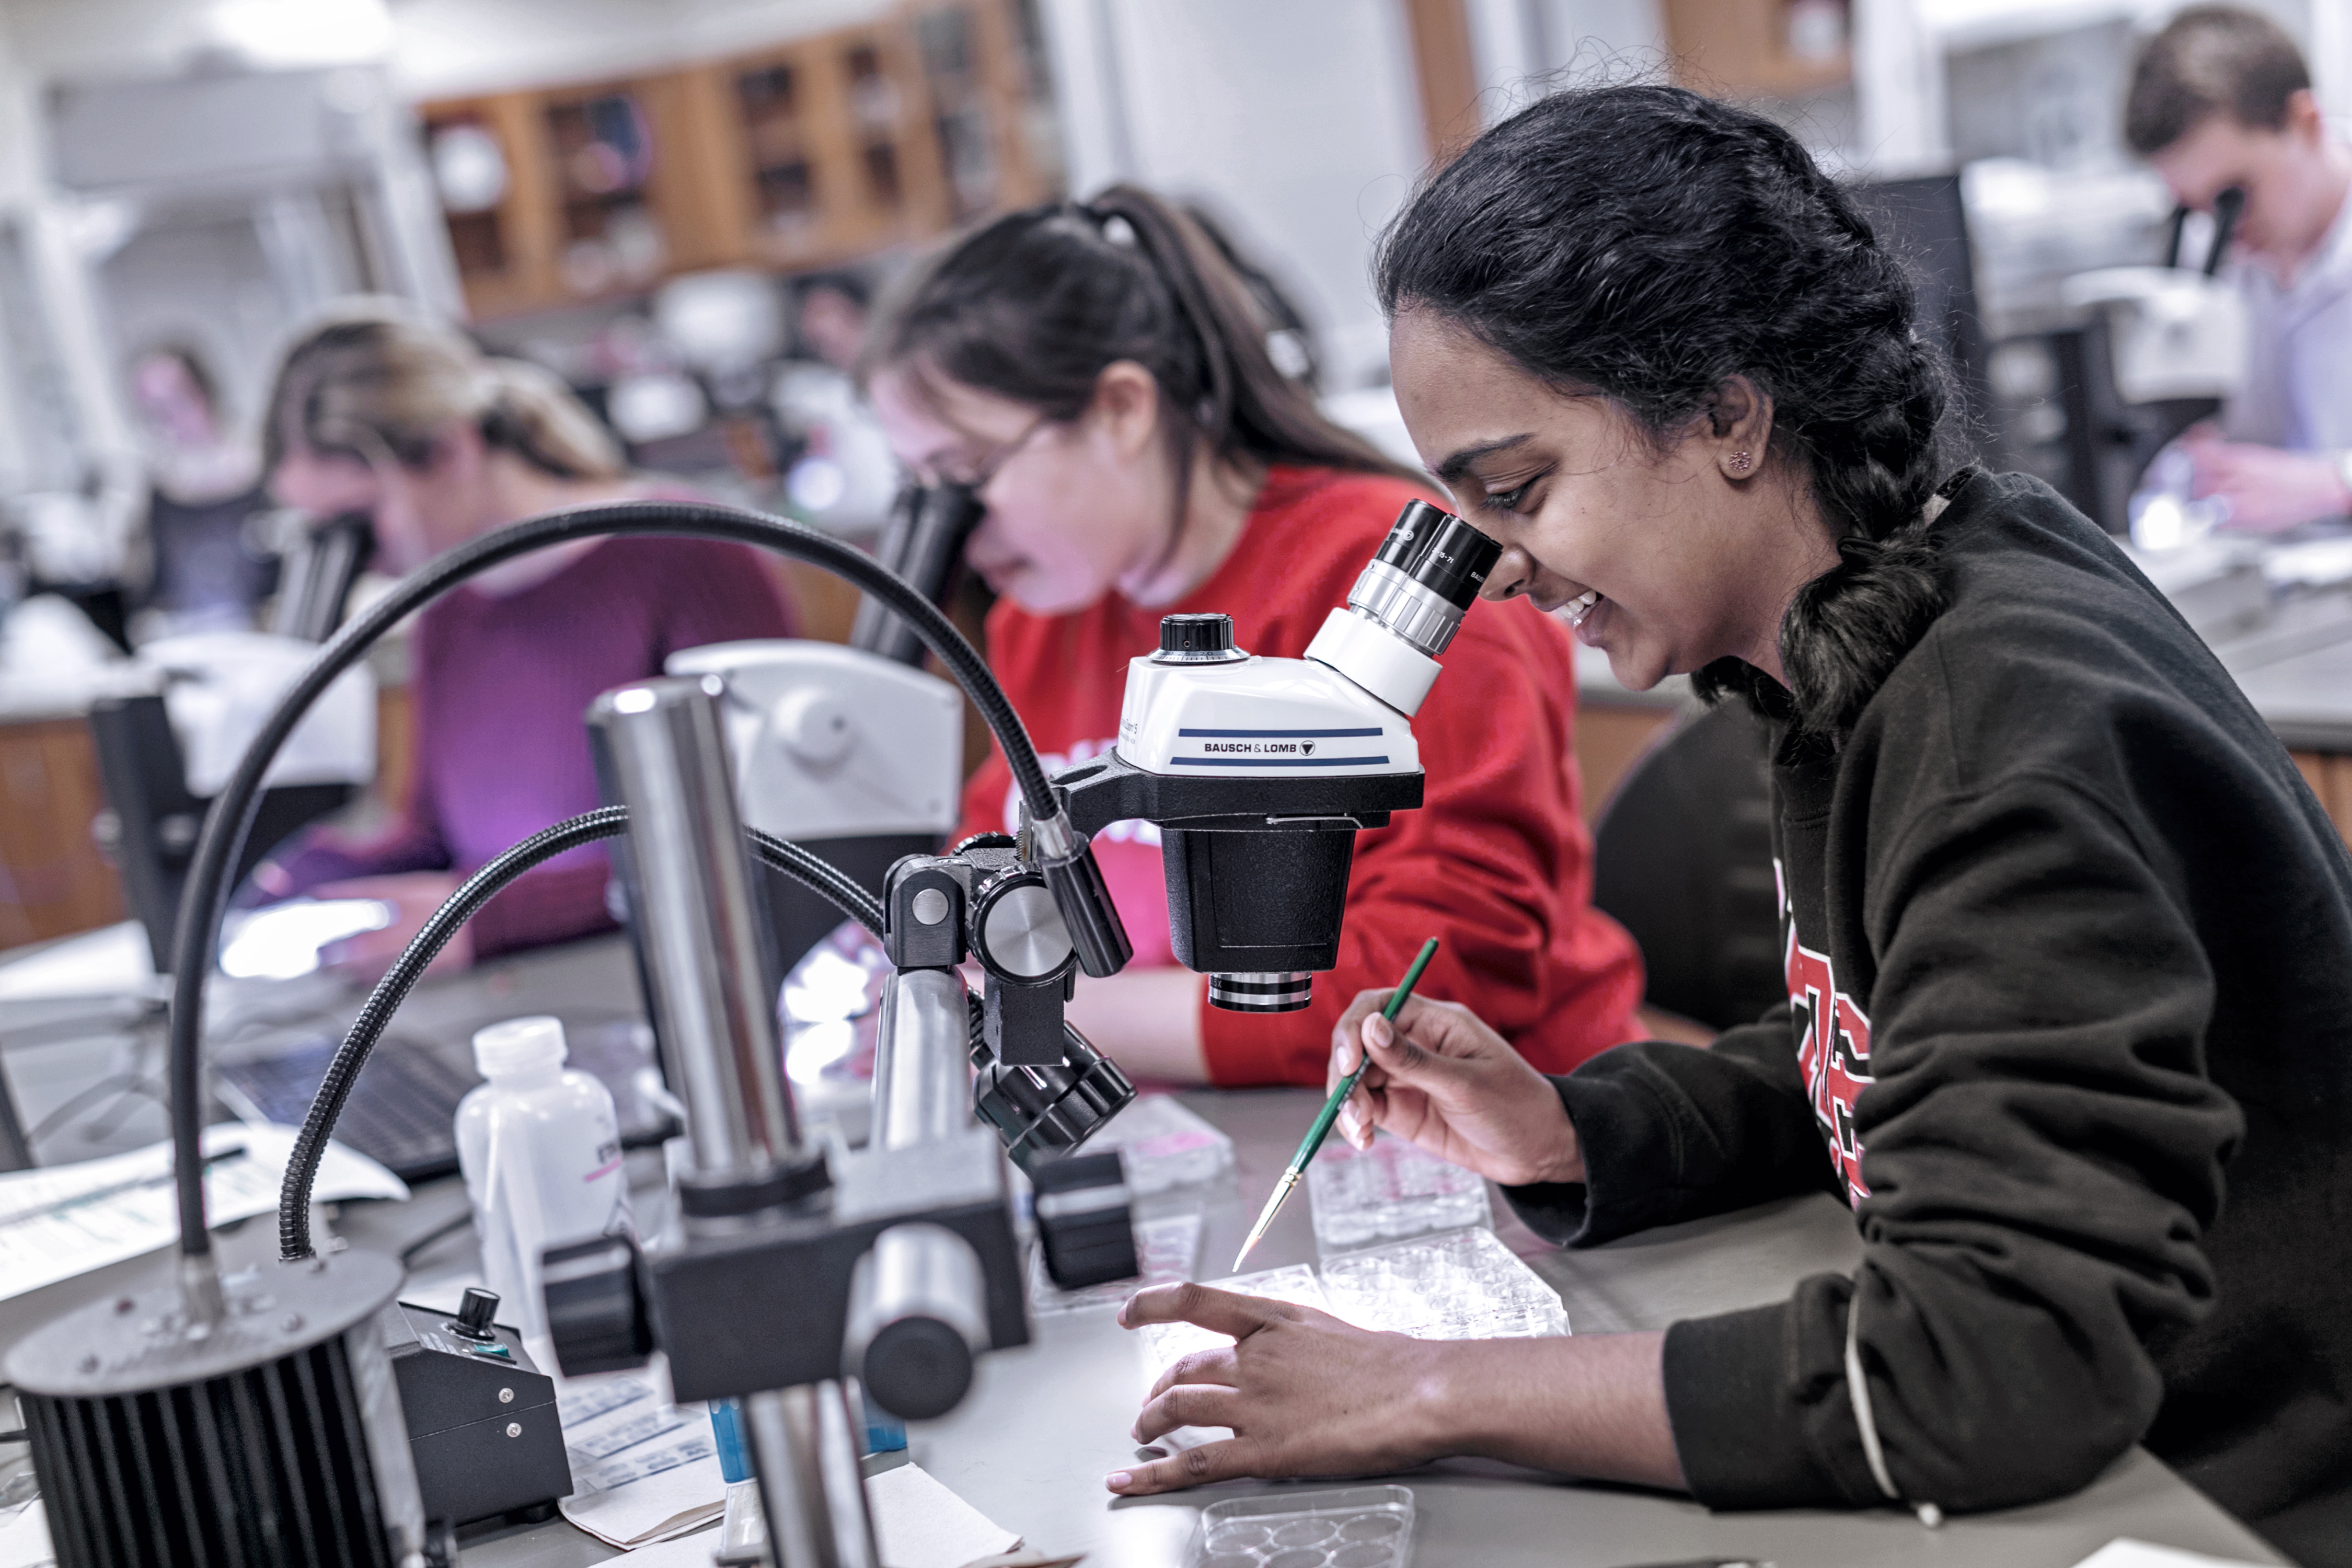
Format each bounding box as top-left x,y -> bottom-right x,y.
864,185 -> 1643,1087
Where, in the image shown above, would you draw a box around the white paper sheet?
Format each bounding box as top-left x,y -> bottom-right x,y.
613,1524 -> 725,1562
0,1121 -> 406,1302
2070,1541 -> 2269,1568
0,922 -> 156,1002
867,1462 -> 1021,1568
561,1455 -> 725,1549
0,1500 -> 52,1568
555,1371 -> 723,1548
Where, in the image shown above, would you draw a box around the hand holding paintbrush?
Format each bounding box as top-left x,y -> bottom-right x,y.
1232,939 -> 1442,1270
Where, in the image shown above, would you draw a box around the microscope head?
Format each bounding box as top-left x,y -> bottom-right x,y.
1053,501 -> 1500,1013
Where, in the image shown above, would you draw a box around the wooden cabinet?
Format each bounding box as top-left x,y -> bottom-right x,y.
714,20 -> 958,269
1662,0 -> 1852,98
421,0 -> 1056,322
417,95 -> 561,320
0,690 -> 419,955
1574,704 -> 1679,826
0,718 -> 124,948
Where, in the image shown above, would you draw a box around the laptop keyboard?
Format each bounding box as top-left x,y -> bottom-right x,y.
215,1024 -> 677,1183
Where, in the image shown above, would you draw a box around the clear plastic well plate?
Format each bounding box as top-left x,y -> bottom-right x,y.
1090,1094 -> 1237,1195
1319,1227 -> 1570,1340
1135,1264 -> 1330,1383
1306,1134 -> 1489,1256
1190,1484 -> 1416,1568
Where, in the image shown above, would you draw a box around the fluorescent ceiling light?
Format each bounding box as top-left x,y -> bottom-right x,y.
206,0 -> 394,68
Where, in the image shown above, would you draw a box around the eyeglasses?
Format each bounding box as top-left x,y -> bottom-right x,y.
926,414 -> 1051,490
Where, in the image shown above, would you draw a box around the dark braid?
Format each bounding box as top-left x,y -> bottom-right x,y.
1373,84 -> 1953,744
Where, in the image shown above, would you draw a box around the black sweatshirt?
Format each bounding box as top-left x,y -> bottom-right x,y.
1505,471 -> 2352,1564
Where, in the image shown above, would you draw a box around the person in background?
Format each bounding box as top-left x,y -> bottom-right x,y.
774,270 -> 898,537
863,184 -> 1646,1088
2127,5 -> 2352,532
254,303 -> 794,974
795,271 -> 872,374
123,344 -> 274,638
1111,86 -> 2352,1568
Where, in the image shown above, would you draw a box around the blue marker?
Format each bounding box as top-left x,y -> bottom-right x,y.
708,1397 -> 752,1484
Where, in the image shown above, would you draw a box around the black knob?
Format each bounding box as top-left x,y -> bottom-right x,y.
1032,1149 -> 1140,1289
862,1319 -> 976,1422
453,1286 -> 500,1341
541,1233 -> 653,1377
1158,612 -> 1234,658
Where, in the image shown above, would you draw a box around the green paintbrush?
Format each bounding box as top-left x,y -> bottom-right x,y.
1231,938 -> 1440,1272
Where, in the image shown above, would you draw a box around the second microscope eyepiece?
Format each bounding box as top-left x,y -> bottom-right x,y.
1411,513 -> 1504,609
1344,502 -> 1504,657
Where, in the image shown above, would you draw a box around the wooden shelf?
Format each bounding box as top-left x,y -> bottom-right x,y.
1663,0 -> 1853,98
419,0 -> 1056,322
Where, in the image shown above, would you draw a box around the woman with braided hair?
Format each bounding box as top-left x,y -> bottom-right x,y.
1112,86 -> 2352,1564
865,183 -> 1645,1087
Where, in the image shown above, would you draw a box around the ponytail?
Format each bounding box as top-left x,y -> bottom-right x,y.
864,183 -> 1415,536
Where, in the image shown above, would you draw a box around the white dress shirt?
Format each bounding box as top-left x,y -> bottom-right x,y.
2221,181 -> 2352,451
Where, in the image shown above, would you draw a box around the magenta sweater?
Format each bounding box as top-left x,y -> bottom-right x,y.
272,532 -> 794,955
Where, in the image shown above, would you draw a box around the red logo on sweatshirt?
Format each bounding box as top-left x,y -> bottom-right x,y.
1779,862 -> 1873,1207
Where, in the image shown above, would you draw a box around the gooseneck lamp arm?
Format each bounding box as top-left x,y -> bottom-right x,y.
165,499 -> 1125,1296
273,806 -> 889,1263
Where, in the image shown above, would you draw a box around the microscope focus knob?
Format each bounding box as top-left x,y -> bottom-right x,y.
541,1233 -> 653,1377
776,686 -> 854,765
453,1285 -> 500,1341
847,1224 -> 989,1422
1154,612 -> 1246,663
969,866 -> 1076,984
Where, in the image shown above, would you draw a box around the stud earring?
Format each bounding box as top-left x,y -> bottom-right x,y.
1728,451 -> 1754,476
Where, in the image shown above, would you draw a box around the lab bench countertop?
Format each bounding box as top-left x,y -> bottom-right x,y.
0,938 -> 2291,1568
400,1083 -> 2283,1568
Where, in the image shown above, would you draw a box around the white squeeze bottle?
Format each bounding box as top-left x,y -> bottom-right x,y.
455,1016 -> 633,1349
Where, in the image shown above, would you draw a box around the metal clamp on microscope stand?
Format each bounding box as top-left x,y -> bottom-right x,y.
880,829 -> 1136,1175
548,674 -> 1138,1568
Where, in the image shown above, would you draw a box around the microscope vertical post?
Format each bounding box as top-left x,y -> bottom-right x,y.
590,675 -> 808,1188
588,676 -> 877,1568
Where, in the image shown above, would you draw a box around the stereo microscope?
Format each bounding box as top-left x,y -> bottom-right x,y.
2,494 -> 1498,1568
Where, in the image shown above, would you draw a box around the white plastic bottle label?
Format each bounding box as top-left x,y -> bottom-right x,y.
457,1070 -> 633,1344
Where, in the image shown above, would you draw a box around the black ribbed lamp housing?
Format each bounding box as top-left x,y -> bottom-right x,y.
8,1250 -> 424,1568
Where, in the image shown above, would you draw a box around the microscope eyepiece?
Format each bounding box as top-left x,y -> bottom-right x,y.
1341,503 -> 1503,658
1372,498 -> 1445,572
1412,514 -> 1504,610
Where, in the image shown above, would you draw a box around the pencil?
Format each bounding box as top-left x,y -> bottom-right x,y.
1231,939 -> 1440,1271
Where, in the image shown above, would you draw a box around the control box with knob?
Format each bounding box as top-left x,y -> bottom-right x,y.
381,1287 -> 572,1531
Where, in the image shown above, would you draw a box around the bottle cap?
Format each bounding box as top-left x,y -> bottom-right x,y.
473,1014 -> 568,1078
